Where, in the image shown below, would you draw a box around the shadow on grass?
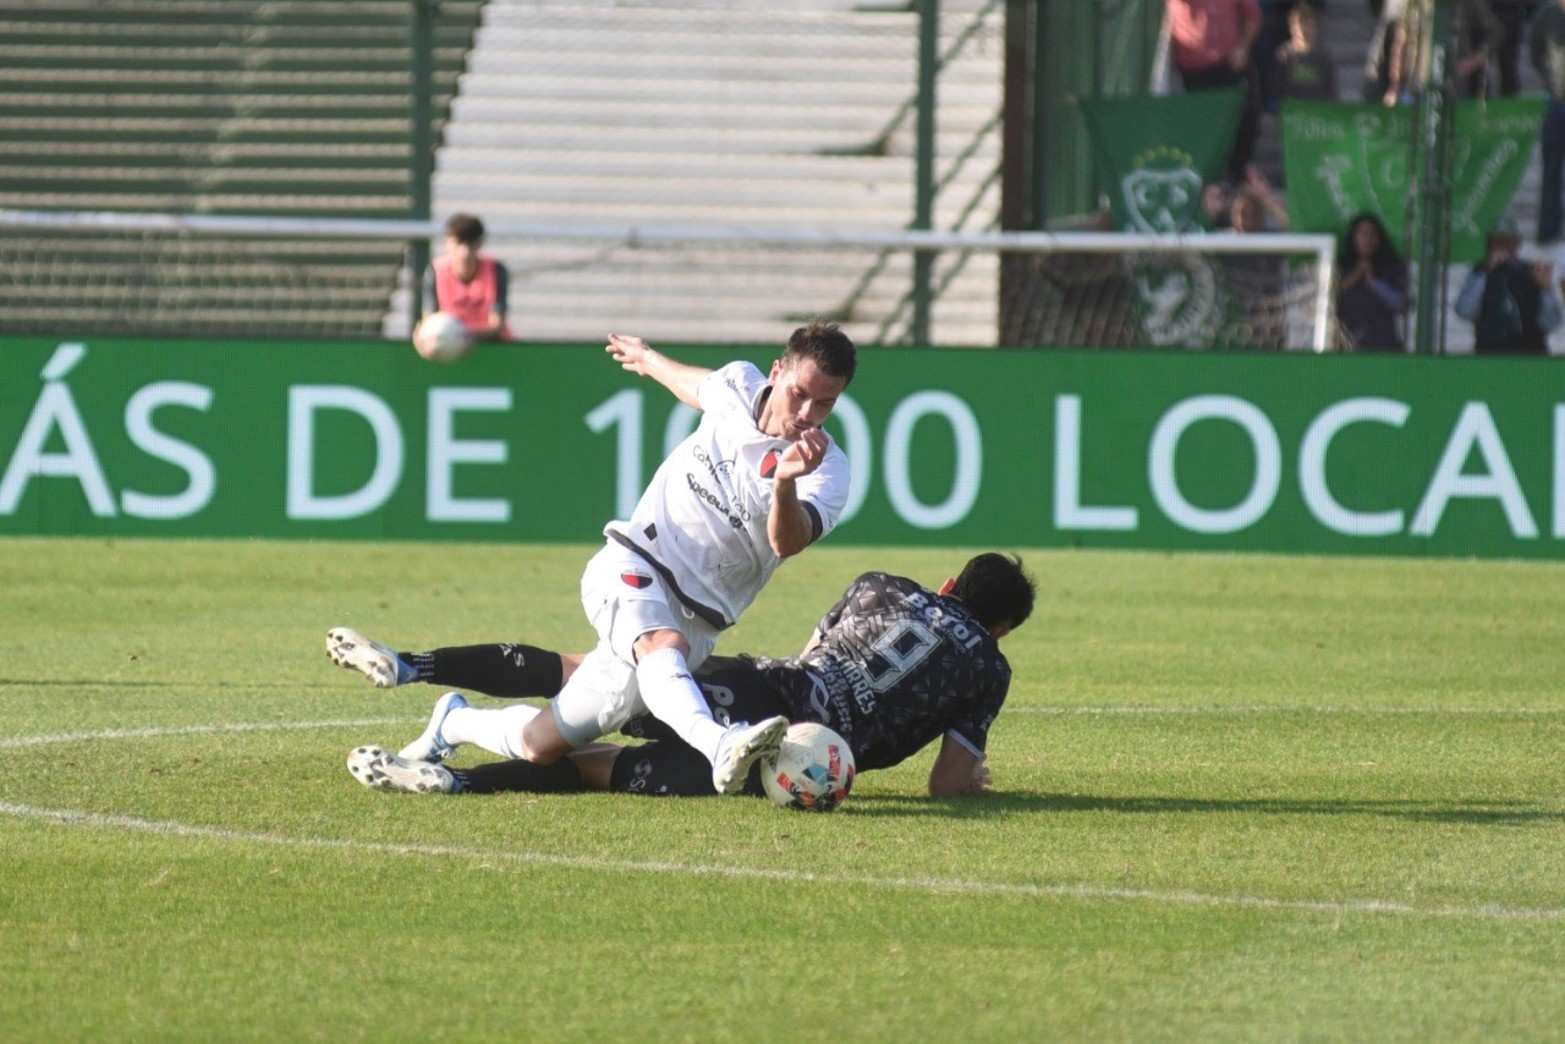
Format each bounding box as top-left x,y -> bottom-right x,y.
843,792 -> 1565,825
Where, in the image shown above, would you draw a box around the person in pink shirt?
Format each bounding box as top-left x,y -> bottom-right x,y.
422,213 -> 513,342
1165,0 -> 1263,183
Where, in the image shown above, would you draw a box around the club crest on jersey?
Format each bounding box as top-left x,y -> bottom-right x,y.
620,570 -> 654,590
760,449 -> 780,479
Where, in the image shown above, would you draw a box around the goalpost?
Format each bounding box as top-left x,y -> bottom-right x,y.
0,208 -> 1339,351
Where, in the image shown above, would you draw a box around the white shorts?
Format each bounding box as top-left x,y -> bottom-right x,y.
551,542 -> 720,746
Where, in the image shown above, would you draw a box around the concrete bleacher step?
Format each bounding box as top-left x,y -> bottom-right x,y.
0,94 -> 420,119
0,166 -> 410,190
0,75 -> 460,100
440,120 -> 993,159
11,143 -> 412,170
0,0 -> 471,28
448,88 -> 994,125
467,198 -> 991,232
502,256 -> 939,298
0,116 -> 414,146
0,191 -> 414,217
439,169 -> 919,206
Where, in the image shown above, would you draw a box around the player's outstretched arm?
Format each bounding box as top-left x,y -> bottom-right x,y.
605,334 -> 710,409
927,735 -> 992,798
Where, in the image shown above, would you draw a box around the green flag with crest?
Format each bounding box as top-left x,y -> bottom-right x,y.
1077,90 -> 1265,349
1080,89 -> 1246,233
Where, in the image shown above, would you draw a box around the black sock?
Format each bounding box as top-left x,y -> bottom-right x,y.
452,757 -> 586,794
402,644 -> 563,698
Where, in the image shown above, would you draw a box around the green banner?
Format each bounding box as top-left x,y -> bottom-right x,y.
2,337 -> 1564,560
1079,89 -> 1251,349
1080,89 -> 1245,234
1282,96 -> 1545,261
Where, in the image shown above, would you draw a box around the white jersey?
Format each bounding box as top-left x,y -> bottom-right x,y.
603,360 -> 850,629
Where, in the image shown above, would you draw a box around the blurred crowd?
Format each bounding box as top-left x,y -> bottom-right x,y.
1167,0 -> 1565,353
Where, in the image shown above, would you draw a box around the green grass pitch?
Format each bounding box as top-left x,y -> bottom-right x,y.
2,537 -> 1564,1040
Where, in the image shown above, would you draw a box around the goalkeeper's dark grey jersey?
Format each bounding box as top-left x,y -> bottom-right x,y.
751,572 -> 1012,771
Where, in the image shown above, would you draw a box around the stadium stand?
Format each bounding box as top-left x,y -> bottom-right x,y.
414,0 -> 1006,345
0,0 -> 481,339
2,0 -> 1549,352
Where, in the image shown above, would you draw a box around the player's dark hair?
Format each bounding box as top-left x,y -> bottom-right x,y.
783,319 -> 857,385
948,553 -> 1036,632
446,213 -> 486,245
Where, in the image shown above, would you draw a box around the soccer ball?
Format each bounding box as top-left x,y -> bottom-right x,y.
413,311 -> 473,362
760,722 -> 855,812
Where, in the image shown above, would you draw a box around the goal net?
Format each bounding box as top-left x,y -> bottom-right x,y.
999,230 -> 1339,352
0,209 -> 1338,350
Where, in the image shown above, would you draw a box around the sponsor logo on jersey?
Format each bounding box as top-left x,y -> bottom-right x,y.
687,447 -> 752,529
760,449 -> 780,479
620,570 -> 654,589
686,474 -> 746,529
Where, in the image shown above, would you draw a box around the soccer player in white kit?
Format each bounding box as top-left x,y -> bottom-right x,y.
496,323 -> 855,792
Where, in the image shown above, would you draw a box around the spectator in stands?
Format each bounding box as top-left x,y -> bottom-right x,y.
1253,0 -> 1285,112
1166,0 -> 1266,183
1363,0 -> 1407,102
1228,166 -> 1291,231
1381,0 -> 1498,105
1455,217 -> 1563,354
1273,1 -> 1341,102
1460,0 -> 1504,97
1335,212 -> 1408,352
1204,180 -> 1237,229
1203,168 -> 1286,231
423,213 -> 513,343
1220,168 -> 1291,348
1532,0 -> 1565,242
1487,1 -> 1537,97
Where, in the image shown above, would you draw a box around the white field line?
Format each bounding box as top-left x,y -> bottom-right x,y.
0,718 -> 422,749
0,799 -> 1560,923
0,719 -> 1562,924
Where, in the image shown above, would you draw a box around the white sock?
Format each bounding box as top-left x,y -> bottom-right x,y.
439,703 -> 539,759
636,647 -> 727,764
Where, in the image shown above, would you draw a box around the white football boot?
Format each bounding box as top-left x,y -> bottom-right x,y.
397,691 -> 468,762
711,715 -> 788,794
326,627 -> 404,688
347,746 -> 455,794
